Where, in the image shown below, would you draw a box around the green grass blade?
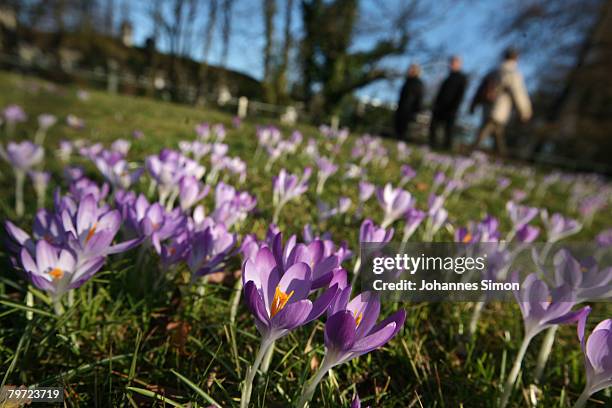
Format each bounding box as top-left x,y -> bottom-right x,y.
125,386 -> 184,407
170,369 -> 222,408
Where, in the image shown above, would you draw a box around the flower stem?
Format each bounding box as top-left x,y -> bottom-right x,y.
296,358 -> 333,408
468,300 -> 486,336
229,278 -> 243,372
53,297 -> 65,316
572,388 -> 590,408
240,338 -> 273,408
533,325 -> 558,383
272,204 -> 283,224
25,288 -> 34,321
500,333 -> 533,408
260,341 -> 275,374
34,129 -> 46,145
15,170 -> 25,217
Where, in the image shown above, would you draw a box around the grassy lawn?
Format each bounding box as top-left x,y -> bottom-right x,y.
0,70 -> 610,407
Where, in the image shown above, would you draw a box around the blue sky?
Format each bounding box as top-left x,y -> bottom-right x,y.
127,0 -> 536,106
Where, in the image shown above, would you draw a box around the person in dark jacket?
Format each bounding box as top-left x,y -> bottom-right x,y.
395,64 -> 424,141
429,56 -> 468,150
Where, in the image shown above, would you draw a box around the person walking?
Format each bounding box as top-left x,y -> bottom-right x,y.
395,64 -> 424,142
469,48 -> 532,156
429,56 -> 468,150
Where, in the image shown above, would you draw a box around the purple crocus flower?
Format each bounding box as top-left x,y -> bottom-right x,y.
58,140 -> 73,163
512,273 -> 580,338
20,240 -> 105,298
500,272 -> 590,408
132,129 -> 144,140
61,194 -> 140,259
187,223 -> 235,278
351,394 -> 370,408
402,208 -> 426,242
69,177 -> 109,202
425,206 -> 448,241
432,171 -> 446,190
478,215 -> 501,242
3,141 -> 45,216
427,194 -> 445,216
94,156 -> 143,189
179,175 -> 210,211
3,104 -> 27,124
572,310 -> 612,407
159,231 -> 190,270
315,156 -> 338,194
352,219 -> 393,282
4,141 -> 44,171
497,177 -> 511,192
506,201 -> 539,230
240,234 -> 260,263
512,189 -> 527,203
240,245 -> 339,407
552,249 -> 612,302
5,208 -> 67,258
360,219 -> 394,244
211,182 -> 256,228
358,181 -> 375,203
397,141 -> 410,160
283,239 -> 341,289
110,139 -> 131,156
541,210 -> 582,243
195,122 -> 210,140
324,290 -> 405,365
296,289 -> 405,407
146,149 -> 206,204
37,113 -> 57,130
377,183 -> 414,228
116,193 -> 184,254
272,167 -> 311,223
516,224 -> 540,243
399,164 -> 416,186
596,229 -> 612,247
66,114 -> 85,130
301,226 -> 353,266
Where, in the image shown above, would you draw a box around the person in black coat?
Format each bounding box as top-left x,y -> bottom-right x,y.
429,56 -> 468,150
395,64 -> 424,141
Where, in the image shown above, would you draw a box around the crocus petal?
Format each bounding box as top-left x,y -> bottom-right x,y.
5,221 -> 31,245
329,286 -> 352,316
244,281 -> 270,327
36,240 -> 58,273
57,249 -> 76,272
76,195 -> 97,236
351,309 -> 406,354
586,330 -> 612,372
271,299 -> 313,331
304,284 -> 339,324
277,262 -> 312,302
69,256 -> 105,289
20,247 -> 38,274
107,237 -> 143,254
348,292 -> 381,339
325,311 -> 357,352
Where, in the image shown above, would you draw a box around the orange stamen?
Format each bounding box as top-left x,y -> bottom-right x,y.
49,268 -> 64,280
462,233 -> 472,243
85,223 -> 97,243
355,312 -> 364,327
270,286 -> 294,318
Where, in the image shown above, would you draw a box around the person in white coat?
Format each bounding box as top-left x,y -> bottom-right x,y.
469,48 -> 532,155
